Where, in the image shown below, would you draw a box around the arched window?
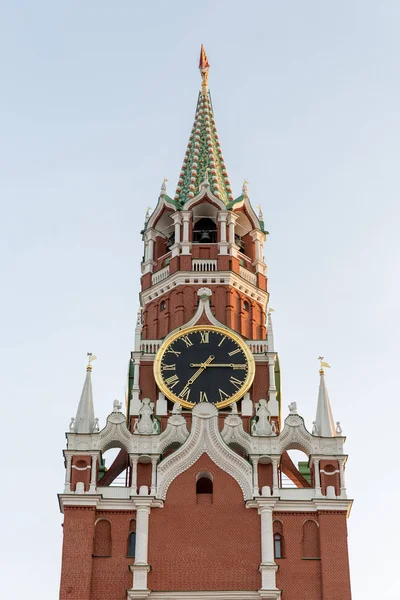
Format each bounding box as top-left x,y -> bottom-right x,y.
274,533 -> 283,558
193,217 -> 217,243
127,519 -> 136,558
93,519 -> 112,557
243,300 -> 249,311
302,520 -> 320,559
196,471 -> 213,504
273,520 -> 284,558
160,300 -> 166,311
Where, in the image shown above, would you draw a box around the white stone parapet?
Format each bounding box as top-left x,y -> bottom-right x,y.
151,265 -> 170,285
239,265 -> 257,286
193,259 -> 217,272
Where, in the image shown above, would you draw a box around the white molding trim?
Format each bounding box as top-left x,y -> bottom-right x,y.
157,403 -> 253,501
140,270 -> 268,308
128,592 -> 280,600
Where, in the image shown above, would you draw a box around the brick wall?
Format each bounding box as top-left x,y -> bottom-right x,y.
148,453 -> 261,591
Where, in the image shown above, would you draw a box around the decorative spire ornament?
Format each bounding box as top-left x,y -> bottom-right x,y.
161,178 -> 168,195
242,179 -> 249,196
199,44 -> 210,95
73,353 -> 96,434
174,47 -> 233,205
315,357 -> 336,437
256,204 -> 264,221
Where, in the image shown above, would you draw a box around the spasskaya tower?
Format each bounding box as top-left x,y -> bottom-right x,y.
59,46 -> 353,600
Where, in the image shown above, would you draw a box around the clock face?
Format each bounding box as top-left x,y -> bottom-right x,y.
154,325 -> 255,409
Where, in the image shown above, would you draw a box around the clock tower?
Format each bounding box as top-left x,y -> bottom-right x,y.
58,47 -> 353,600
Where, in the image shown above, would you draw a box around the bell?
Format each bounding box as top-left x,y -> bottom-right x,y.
200,230 -> 211,242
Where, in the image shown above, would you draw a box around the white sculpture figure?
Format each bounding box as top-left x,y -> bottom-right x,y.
231,402 -> 238,414
113,399 -> 122,412
251,419 -> 257,435
133,419 -> 139,433
69,417 -> 75,432
336,421 -> 342,434
152,418 -> 159,434
271,420 -> 277,435
253,399 -> 272,436
93,418 -> 99,433
138,398 -> 155,434
288,402 -> 297,414
312,421 -> 318,435
172,402 -> 182,414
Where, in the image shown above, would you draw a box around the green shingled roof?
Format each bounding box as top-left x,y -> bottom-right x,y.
174,91 -> 234,206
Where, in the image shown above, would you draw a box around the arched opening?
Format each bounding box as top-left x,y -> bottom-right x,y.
99,447 -> 130,487
280,448 -> 311,489
196,471 -> 213,504
193,217 -> 217,243
302,520 -> 320,559
127,519 -> 136,558
93,519 -> 112,557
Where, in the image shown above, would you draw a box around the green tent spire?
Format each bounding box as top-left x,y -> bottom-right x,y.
174,46 -> 234,206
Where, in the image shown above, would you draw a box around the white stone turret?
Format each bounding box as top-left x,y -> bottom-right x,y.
315,367 -> 336,437
267,309 -> 275,352
74,358 -> 96,433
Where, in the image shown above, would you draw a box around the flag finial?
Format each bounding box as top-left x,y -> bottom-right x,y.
318,356 -> 331,374
199,45 -> 210,95
86,352 -> 97,371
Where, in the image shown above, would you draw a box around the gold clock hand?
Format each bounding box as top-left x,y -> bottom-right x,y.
190,363 -> 246,369
179,355 -> 215,397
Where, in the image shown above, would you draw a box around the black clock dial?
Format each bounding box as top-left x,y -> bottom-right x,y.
154,326 -> 254,408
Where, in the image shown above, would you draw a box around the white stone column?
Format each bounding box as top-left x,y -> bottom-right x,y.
142,230 -> 157,274
271,457 -> 279,496
64,454 -> 72,493
338,457 -> 347,497
252,458 -> 259,496
259,505 -> 275,564
257,500 -> 279,592
170,212 -> 182,258
267,352 -> 279,418
135,505 -> 151,565
180,210 -> 192,255
313,458 -> 321,496
130,355 -> 142,416
268,360 -> 276,392
130,455 -> 138,496
218,211 -> 229,256
227,212 -> 239,257
150,457 -> 158,496
89,454 -> 97,493
250,229 -> 267,275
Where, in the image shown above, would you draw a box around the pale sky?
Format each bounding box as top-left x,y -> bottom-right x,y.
1,1 -> 399,598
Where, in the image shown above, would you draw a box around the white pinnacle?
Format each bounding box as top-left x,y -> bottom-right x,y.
74,364 -> 95,434
315,368 -> 336,437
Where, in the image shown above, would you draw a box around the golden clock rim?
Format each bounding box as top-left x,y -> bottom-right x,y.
153,324 -> 255,409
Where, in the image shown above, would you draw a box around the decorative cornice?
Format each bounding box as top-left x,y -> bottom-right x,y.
140,270 -> 268,307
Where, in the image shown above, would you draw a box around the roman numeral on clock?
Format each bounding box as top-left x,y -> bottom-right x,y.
178,386 -> 191,400
200,331 -> 209,343
166,347 -> 181,357
229,376 -> 242,390
219,389 -> 229,401
181,335 -> 193,348
228,348 -> 241,356
162,364 -> 176,371
164,374 -> 179,389
199,391 -> 208,402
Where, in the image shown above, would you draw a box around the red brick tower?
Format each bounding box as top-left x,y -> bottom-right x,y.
59,47 -> 353,600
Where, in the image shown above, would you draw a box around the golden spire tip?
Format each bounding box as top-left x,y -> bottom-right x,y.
199,44 -> 210,95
